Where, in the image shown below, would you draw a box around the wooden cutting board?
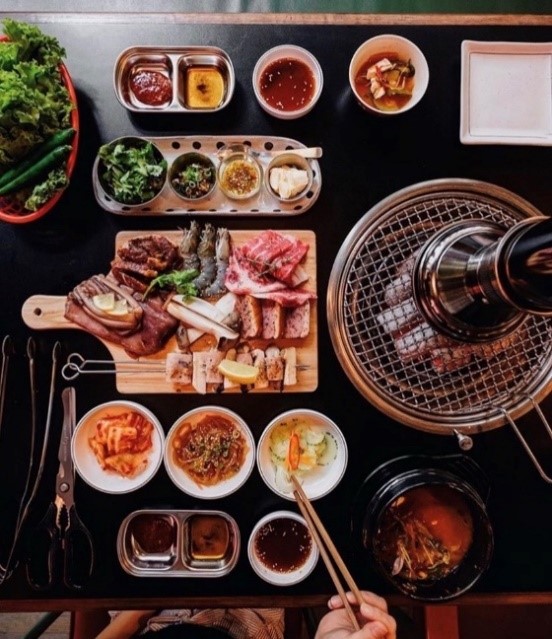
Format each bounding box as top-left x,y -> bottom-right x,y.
21,229 -> 318,394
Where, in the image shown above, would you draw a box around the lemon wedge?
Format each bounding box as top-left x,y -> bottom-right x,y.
218,359 -> 259,384
108,299 -> 130,316
92,293 -> 115,311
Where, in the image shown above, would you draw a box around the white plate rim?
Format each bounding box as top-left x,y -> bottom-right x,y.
164,405 -> 255,499
256,408 -> 348,502
72,400 -> 164,494
460,40 -> 552,146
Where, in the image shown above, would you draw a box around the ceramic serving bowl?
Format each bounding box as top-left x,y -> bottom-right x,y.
349,34 -> 429,115
72,401 -> 164,494
164,406 -> 255,499
248,510 -> 319,585
257,409 -> 347,501
252,44 -> 323,120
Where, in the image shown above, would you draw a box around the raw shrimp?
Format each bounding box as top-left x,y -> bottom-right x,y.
180,220 -> 201,272
204,227 -> 230,296
192,223 -> 217,294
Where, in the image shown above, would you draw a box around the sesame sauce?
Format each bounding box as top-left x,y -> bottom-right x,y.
254,517 -> 312,573
259,58 -> 315,112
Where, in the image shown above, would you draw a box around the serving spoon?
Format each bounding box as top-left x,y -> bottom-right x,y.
218,144 -> 323,160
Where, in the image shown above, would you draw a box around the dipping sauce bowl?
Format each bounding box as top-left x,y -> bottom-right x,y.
217,149 -> 263,200
252,45 -> 323,120
248,510 -> 319,585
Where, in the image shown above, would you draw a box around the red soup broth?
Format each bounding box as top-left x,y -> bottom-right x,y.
354,51 -> 415,111
259,58 -> 316,112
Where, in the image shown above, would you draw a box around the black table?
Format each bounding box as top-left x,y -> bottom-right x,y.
1,12 -> 552,611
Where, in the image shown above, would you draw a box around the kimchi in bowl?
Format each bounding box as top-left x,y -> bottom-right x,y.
72,401 -> 164,494
164,406 -> 255,499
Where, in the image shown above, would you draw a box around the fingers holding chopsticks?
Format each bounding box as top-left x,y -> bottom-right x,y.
317,590 -> 397,639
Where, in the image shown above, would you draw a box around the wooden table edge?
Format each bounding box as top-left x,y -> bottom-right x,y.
3,591 -> 552,612
4,12 -> 552,26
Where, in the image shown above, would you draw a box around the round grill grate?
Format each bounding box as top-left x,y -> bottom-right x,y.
328,180 -> 552,434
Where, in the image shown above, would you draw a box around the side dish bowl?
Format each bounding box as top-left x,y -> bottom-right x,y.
72,401 -> 164,494
95,136 -> 167,207
252,45 -> 323,120
248,510 -> 319,585
168,151 -> 217,201
265,152 -> 314,203
349,34 -> 429,115
257,409 -> 347,501
164,406 -> 255,499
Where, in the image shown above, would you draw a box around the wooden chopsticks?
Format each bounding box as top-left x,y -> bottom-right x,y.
291,474 -> 363,631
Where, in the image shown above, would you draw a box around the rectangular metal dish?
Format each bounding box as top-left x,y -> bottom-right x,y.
117,509 -> 240,577
114,46 -> 235,113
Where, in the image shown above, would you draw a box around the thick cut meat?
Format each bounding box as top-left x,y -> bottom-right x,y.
240,230 -> 309,285
225,248 -> 288,295
111,235 -> 180,292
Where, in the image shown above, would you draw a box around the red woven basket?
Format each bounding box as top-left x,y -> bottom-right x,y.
0,39 -> 80,224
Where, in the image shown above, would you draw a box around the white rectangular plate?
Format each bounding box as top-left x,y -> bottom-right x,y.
460,40 -> 552,146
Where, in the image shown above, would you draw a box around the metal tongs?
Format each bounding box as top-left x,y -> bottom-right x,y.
0,339 -> 61,584
61,352 -> 165,380
0,335 -> 15,439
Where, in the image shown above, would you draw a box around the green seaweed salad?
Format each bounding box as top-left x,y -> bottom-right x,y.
0,19 -> 75,213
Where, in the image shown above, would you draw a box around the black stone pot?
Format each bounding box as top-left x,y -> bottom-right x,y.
351,454 -> 494,602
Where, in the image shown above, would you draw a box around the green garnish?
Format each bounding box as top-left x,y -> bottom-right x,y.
144,268 -> 199,298
98,140 -> 167,205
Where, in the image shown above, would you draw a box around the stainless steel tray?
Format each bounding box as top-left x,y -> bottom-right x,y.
117,509 -> 240,578
114,46 -> 235,113
92,135 -> 322,216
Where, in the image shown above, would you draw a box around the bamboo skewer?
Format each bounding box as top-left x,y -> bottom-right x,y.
291,474 -> 363,632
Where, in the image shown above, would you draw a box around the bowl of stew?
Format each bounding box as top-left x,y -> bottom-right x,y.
349,34 -> 429,115
353,455 -> 494,601
252,45 -> 323,120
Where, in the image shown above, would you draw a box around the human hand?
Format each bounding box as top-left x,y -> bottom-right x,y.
314,591 -> 396,639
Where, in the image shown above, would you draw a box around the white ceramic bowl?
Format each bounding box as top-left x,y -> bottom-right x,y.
257,409 -> 348,501
72,401 -> 164,494
164,406 -> 255,499
349,34 -> 429,115
252,45 -> 323,120
248,510 -> 319,585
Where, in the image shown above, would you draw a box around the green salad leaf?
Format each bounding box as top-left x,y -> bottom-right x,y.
0,19 -> 72,166
1,19 -> 66,68
24,165 -> 69,211
98,141 -> 167,205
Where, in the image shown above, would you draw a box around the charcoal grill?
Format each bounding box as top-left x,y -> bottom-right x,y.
327,179 -> 552,481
